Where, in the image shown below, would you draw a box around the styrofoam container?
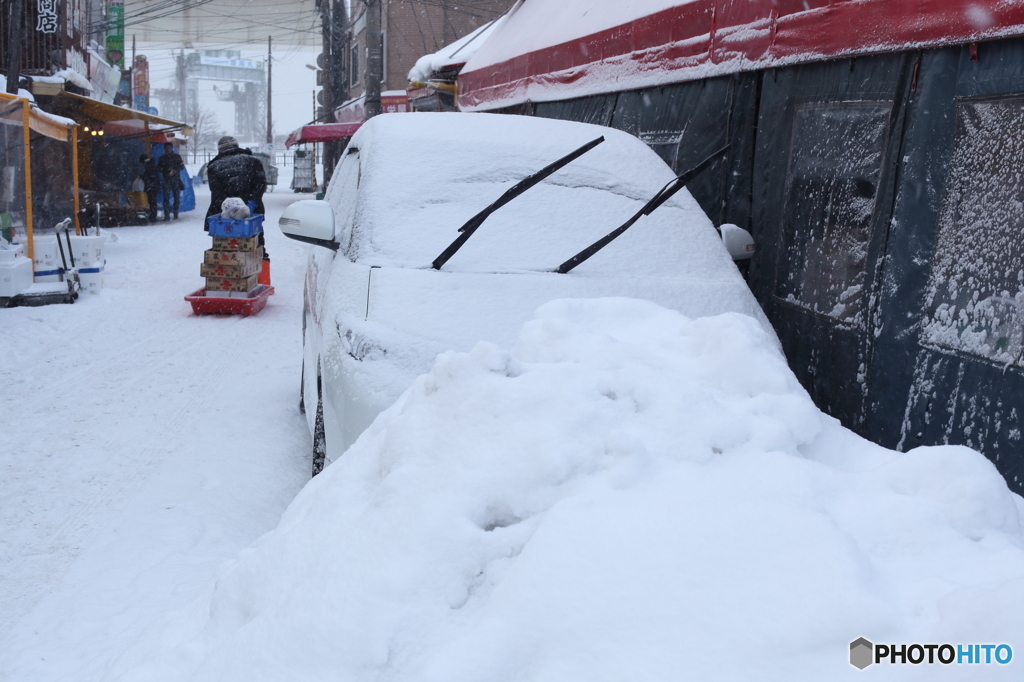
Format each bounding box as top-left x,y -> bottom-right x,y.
68,235 -> 105,268
32,236 -> 59,267
78,260 -> 105,294
32,236 -> 62,282
0,243 -> 25,262
0,255 -> 34,297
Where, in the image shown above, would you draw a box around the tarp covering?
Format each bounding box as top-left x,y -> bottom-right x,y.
0,96 -> 79,262
0,99 -> 30,247
459,0 -> 1024,111
285,122 -> 362,149
518,31 -> 1024,497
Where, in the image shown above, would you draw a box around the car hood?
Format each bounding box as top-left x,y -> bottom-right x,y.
324,264 -> 775,407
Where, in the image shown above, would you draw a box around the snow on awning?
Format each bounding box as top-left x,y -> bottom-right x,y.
285,122 -> 363,149
0,92 -> 75,142
54,92 -> 193,136
408,16 -> 507,84
458,0 -> 1024,111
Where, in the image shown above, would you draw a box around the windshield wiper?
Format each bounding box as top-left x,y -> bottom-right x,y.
556,145 -> 730,274
432,136 -> 605,270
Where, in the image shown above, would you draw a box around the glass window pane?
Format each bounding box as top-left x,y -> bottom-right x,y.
777,102 -> 891,325
923,97 -> 1024,365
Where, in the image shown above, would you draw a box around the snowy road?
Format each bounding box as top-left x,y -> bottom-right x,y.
0,181 -> 313,679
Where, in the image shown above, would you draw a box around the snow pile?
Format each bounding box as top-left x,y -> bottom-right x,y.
119,299 -> 1024,681
408,16 -> 507,83
53,68 -> 94,92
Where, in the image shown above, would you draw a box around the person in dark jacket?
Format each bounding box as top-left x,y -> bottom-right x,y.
205,136 -> 267,220
156,141 -> 185,220
136,154 -> 161,222
206,136 -> 269,259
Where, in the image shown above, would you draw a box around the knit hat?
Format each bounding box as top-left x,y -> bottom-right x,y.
218,136 -> 239,152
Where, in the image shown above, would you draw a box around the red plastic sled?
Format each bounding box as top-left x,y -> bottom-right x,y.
185,284 -> 274,316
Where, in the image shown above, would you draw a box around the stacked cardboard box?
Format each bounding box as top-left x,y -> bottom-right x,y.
202,232 -> 264,298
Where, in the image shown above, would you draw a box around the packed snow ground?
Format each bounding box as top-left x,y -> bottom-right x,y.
3,171 -> 1024,681
0,175 -> 312,679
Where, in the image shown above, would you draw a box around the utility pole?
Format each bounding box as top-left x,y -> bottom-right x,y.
5,0 -> 25,94
178,48 -> 187,122
331,0 -> 349,106
364,0 -> 383,118
267,35 -> 273,145
318,0 -> 335,180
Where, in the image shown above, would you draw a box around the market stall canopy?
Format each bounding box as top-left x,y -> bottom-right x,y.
457,0 -> 1024,111
285,122 -> 362,149
0,93 -> 77,142
53,92 -> 193,136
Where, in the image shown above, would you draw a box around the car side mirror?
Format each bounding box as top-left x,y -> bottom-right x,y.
720,223 -> 755,260
279,200 -> 338,250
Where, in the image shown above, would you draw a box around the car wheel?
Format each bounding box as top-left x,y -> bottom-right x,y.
312,392 -> 327,477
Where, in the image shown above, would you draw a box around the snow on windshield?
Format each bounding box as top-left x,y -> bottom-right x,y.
337,112 -> 727,276
114,298 -> 1024,681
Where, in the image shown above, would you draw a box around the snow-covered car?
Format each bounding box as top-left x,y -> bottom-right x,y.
279,112 -> 770,475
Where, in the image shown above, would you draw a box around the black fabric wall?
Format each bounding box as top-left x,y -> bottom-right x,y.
528,39 -> 1024,494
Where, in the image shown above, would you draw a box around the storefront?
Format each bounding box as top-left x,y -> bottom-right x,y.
41,92 -> 195,224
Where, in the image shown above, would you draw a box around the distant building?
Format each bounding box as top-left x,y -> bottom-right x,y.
1,0 -> 121,102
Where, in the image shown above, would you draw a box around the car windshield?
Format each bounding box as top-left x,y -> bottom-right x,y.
335,113 -> 728,279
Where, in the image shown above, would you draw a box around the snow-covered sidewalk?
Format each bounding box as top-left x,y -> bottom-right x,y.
0,182 -> 313,680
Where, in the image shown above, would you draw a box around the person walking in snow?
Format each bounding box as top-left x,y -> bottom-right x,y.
205,136 -> 267,221
156,142 -> 185,220
205,136 -> 269,258
137,154 -> 161,223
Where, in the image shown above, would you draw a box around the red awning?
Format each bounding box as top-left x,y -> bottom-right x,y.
285,122 -> 363,149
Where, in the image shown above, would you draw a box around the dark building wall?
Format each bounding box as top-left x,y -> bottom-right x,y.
530,37 -> 1024,495
346,0 -> 513,98
1,0 -> 97,76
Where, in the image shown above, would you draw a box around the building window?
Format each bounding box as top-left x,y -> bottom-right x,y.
351,43 -> 360,87
923,96 -> 1024,366
776,102 -> 891,325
